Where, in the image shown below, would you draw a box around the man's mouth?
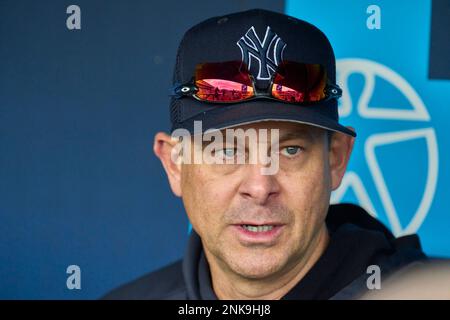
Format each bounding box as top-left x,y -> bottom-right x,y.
241,224 -> 275,232
232,223 -> 285,244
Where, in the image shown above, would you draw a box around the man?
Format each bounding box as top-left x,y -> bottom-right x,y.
104,9 -> 426,300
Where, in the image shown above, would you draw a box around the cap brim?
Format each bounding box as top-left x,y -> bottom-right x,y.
173,98 -> 356,137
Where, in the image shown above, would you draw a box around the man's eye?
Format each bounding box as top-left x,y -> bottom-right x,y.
280,146 -> 303,157
216,148 -> 237,159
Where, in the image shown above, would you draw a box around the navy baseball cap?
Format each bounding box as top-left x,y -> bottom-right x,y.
169,9 -> 356,137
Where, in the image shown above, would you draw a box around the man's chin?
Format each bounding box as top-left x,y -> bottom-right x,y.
226,255 -> 285,280
234,267 -> 283,280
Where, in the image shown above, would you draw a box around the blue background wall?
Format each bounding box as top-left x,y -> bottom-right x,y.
286,0 -> 449,259
0,0 -> 448,299
0,0 -> 284,299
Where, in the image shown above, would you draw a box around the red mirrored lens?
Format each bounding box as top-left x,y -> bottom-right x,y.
271,61 -> 327,103
195,79 -> 254,101
194,61 -> 254,102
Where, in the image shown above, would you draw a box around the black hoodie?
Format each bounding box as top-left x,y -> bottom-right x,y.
102,203 -> 426,300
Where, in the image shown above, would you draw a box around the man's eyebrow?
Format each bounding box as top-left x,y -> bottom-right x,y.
278,130 -> 315,142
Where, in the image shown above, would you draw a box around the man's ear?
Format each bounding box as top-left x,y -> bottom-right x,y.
329,127 -> 355,191
153,132 -> 183,197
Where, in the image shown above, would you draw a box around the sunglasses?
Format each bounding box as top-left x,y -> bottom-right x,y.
173,60 -> 342,104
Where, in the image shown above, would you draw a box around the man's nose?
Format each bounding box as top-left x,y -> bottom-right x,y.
238,164 -> 280,205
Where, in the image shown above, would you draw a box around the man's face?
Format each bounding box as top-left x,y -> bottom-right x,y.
179,121 -> 336,280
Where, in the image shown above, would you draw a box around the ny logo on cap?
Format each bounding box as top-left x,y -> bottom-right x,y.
237,26 -> 287,81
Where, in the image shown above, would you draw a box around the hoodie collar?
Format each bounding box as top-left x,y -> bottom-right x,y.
182,230 -> 218,299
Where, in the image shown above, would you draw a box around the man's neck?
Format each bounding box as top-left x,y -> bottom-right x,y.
206,225 -> 330,300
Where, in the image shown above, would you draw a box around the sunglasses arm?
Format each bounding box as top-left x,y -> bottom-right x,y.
325,83 -> 342,99
172,82 -> 198,98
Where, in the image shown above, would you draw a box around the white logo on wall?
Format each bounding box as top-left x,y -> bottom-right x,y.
332,58 -> 439,236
